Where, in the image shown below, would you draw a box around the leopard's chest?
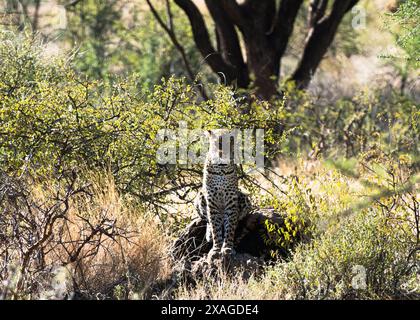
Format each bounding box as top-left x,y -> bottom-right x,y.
203,172 -> 237,206
204,170 -> 237,189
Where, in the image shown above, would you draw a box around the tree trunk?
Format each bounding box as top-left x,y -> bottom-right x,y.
292,0 -> 359,89
205,0 -> 249,88
152,0 -> 361,100
244,37 -> 279,99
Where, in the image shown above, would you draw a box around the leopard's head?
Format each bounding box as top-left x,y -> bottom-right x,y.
205,129 -> 238,165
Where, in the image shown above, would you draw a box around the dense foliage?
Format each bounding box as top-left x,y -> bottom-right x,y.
387,0 -> 420,69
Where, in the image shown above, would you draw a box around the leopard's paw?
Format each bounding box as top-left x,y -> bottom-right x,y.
207,247 -> 221,262
221,246 -> 235,257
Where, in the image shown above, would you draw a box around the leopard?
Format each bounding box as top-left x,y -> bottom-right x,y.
198,129 -> 243,261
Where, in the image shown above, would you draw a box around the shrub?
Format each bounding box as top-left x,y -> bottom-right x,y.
0,171 -> 171,300
0,32 -> 290,212
1,31 -> 418,300
176,153 -> 419,299
281,87 -> 418,158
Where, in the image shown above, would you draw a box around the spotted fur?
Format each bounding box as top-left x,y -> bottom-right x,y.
198,130 -> 242,259
195,189 -> 252,243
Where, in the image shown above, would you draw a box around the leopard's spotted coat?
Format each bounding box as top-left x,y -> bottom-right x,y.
197,130 -> 247,260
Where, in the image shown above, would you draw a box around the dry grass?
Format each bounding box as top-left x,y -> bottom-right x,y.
175,270 -> 286,300
1,156 -> 418,300
57,173 -> 172,299
0,172 -> 172,300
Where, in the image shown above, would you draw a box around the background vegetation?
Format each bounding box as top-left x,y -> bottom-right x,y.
0,0 -> 418,299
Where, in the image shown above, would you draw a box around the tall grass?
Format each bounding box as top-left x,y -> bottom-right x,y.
0,172 -> 172,300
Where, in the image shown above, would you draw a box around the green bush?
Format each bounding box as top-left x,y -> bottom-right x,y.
280,86 -> 418,158
0,32 -> 286,209
64,0 -> 208,86
265,151 -> 420,299
1,31 -> 417,208
264,207 -> 417,299
386,0 -> 420,69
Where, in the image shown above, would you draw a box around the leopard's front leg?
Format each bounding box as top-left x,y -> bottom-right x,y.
207,198 -> 223,261
221,193 -> 239,257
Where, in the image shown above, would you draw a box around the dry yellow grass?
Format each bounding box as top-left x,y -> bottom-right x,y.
3,172 -> 172,299
60,173 -> 172,299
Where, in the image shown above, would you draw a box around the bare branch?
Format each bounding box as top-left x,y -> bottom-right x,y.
308,0 -> 329,28
65,0 -> 84,8
146,0 -> 208,99
204,0 -> 249,87
291,0 -> 360,89
270,0 -> 304,58
174,0 -> 234,81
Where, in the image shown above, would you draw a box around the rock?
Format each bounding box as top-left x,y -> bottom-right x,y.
169,195 -> 308,282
